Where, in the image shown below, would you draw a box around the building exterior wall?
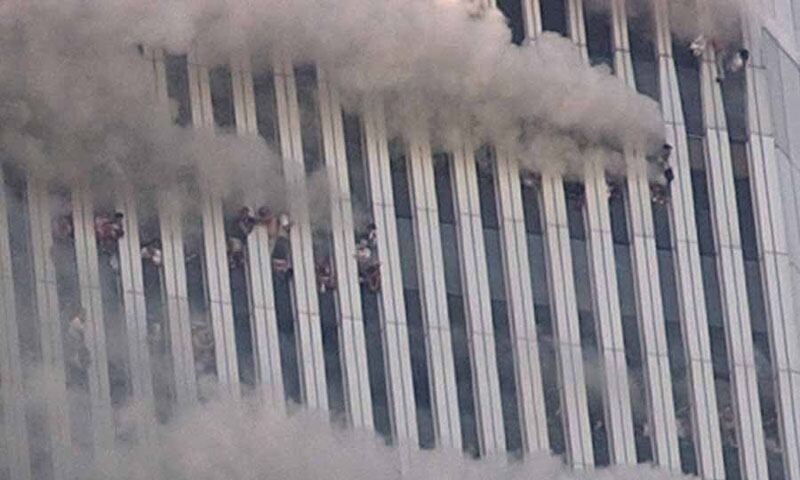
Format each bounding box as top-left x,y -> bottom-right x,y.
1,1 -> 798,479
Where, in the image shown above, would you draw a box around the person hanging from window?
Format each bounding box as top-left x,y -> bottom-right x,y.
65,311 -> 91,372
658,144 -> 675,186
256,206 -> 280,237
606,178 -> 622,201
690,35 -> 708,57
271,234 -> 292,275
727,49 -> 749,73
315,256 -> 336,293
191,321 -> 216,376
675,406 -> 692,439
663,166 -> 675,185
661,143 -> 673,163
147,322 -> 163,347
236,206 -> 256,239
278,212 -> 293,236
227,236 -> 246,269
716,48 -> 749,82
365,222 -> 377,247
355,234 -> 381,292
141,238 -> 163,267
650,183 -> 670,205
719,404 -> 738,447
521,170 -> 540,189
53,214 -> 75,241
95,212 -> 125,252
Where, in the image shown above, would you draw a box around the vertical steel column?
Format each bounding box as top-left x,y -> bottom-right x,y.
539,173 -> 594,468
626,169 -> 683,469
152,49 -> 198,407
360,100 -> 418,446
566,0 -> 588,58
230,55 -> 284,404
187,54 -> 240,396
406,132 -> 462,450
493,148 -> 550,453
317,70 -> 375,427
653,1 -> 725,476
0,168 -> 32,480
158,197 -> 198,406
521,0 -> 542,40
582,160 -> 637,465
271,55 -> 328,410
450,137 -> 506,455
742,24 -> 800,480
71,185 -> 115,450
611,0 -> 681,469
115,186 -> 156,436
700,43 -> 769,478
27,178 -> 72,479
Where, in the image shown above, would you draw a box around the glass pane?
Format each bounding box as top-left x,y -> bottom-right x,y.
209,65 -> 236,130
253,72 -> 280,146
295,65 -> 324,173
165,54 -> 192,127
540,0 -> 568,35
584,1 -> 614,71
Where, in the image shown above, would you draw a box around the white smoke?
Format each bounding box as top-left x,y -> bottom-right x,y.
11,374 -> 691,480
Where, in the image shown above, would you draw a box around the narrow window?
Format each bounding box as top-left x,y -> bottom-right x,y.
652,196 -> 698,474
434,153 -> 480,456
295,66 -> 345,417
520,174 -> 566,456
165,54 -> 192,127
209,65 -> 236,130
389,138 -> 435,449
676,57 -> 742,479
540,0 -> 568,36
584,0 -> 614,71
564,180 -> 610,466
343,113 -> 391,441
608,179 -> 652,462
476,148 -> 523,455
496,0 -> 526,45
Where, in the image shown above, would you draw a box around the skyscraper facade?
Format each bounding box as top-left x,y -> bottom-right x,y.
1,1 -> 799,479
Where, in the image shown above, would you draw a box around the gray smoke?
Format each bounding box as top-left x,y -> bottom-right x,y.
0,0 -> 677,204
13,369 -> 693,480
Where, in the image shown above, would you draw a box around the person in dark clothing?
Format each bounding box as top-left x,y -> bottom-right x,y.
236,207 -> 256,238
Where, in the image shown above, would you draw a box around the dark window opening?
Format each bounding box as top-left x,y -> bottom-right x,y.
609,184 -> 652,462
253,72 -> 281,146
136,194 -> 174,423
165,54 -> 192,127
344,114 -> 390,442
652,200 -> 698,474
628,7 -> 659,102
584,1 -> 614,71
540,0 -> 568,36
477,156 -> 522,455
496,0 -> 526,45
521,178 -> 564,455
295,66 -> 324,173
565,181 -> 610,466
209,65 -> 236,130
434,154 -> 479,456
390,140 -> 435,449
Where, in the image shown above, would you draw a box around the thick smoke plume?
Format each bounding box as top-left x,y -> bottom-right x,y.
0,0 -> 676,201
13,371 -> 691,480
